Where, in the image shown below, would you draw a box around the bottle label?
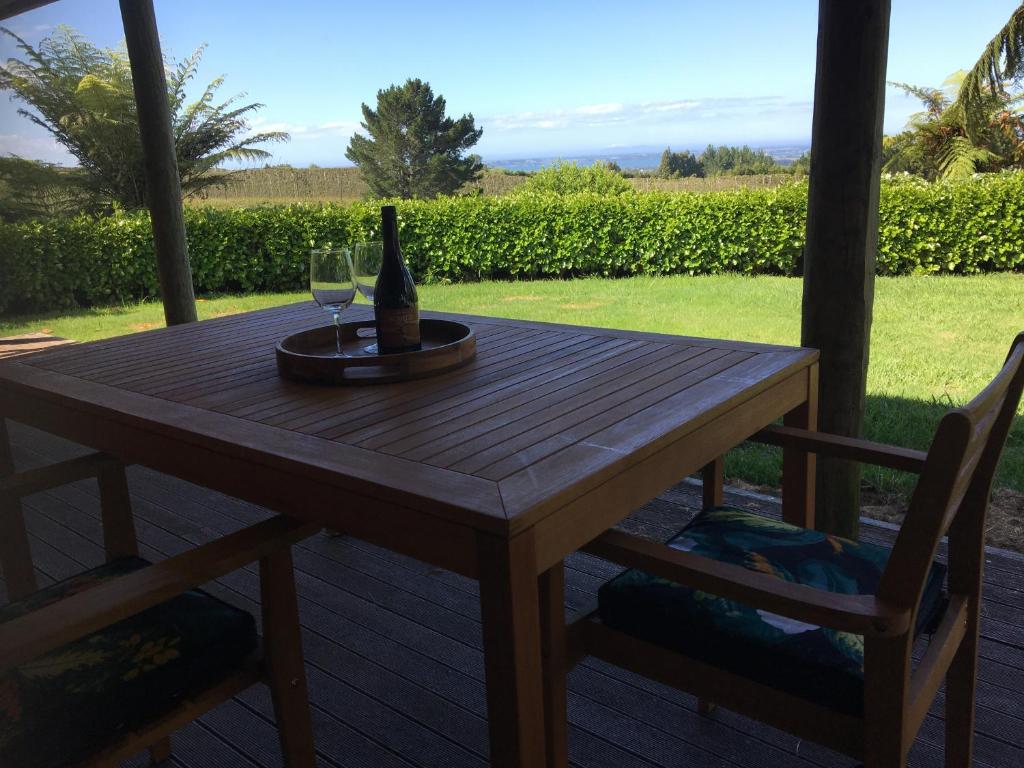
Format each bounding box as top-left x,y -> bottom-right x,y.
377,307 -> 421,350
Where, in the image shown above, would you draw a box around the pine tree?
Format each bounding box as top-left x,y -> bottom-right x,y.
345,79 -> 483,199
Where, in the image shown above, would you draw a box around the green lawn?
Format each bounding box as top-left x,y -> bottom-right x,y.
4,274 -> 1023,541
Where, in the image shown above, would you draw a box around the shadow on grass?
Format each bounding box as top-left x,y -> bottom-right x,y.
0,302 -> 148,328
726,393 -> 1023,497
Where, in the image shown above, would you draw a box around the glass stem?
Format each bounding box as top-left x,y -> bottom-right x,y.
333,311 -> 343,356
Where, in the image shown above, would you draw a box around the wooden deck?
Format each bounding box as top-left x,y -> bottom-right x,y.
5,420 -> 1023,768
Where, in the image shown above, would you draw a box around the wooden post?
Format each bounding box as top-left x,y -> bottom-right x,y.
801,0 -> 891,538
119,0 -> 198,326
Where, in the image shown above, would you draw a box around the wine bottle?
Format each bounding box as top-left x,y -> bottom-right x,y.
374,205 -> 421,354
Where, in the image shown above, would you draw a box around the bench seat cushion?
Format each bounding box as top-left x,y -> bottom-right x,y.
0,556 -> 257,768
598,507 -> 946,715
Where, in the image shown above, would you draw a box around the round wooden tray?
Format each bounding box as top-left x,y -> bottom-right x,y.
276,319 -> 476,385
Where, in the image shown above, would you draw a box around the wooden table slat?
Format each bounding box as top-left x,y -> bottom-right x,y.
0,361 -> 509,528
304,333 -> 618,440
357,340 -> 669,454
499,352 -> 812,525
147,322 -> 554,403
274,331 -> 611,434
224,324 -> 538,421
407,345 -> 731,469
96,306 -> 479,390
37,303 -> 317,375
467,349 -> 752,479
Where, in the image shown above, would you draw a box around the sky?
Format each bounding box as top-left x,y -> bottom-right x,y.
0,0 -> 1019,167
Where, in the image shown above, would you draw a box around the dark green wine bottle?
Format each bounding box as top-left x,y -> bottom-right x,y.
374,206 -> 421,354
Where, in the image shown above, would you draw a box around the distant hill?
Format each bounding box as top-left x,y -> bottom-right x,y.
487,145 -> 810,172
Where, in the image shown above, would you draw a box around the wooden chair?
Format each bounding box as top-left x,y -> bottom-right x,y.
553,333 -> 1024,768
0,419 -> 320,767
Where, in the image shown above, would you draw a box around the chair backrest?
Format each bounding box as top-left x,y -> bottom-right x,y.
879,333 -> 1024,615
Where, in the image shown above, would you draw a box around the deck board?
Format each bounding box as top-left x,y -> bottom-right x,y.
4,421 -> 1023,768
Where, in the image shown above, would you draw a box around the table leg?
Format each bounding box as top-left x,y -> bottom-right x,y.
477,531 -> 547,768
782,362 -> 818,528
0,418 -> 38,599
261,546 -> 316,767
700,457 -> 724,509
97,459 -> 139,561
540,562 -> 568,768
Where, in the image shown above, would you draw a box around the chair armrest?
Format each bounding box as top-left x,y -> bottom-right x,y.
751,425 -> 927,474
0,452 -> 126,500
0,515 -> 320,674
582,529 -> 911,638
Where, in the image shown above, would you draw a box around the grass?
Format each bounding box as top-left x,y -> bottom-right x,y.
4,274 -> 1023,545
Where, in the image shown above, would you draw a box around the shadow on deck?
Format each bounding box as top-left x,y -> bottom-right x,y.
4,421 -> 1023,768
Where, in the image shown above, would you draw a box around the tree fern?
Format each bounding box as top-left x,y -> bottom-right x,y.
937,135 -> 995,178
885,70 -> 1023,179
0,26 -> 287,209
959,3 -> 1024,138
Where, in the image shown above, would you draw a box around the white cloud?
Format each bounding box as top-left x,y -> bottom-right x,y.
248,117 -> 361,140
641,100 -> 700,113
575,103 -> 623,115
5,23 -> 53,39
0,133 -> 73,164
484,96 -> 799,135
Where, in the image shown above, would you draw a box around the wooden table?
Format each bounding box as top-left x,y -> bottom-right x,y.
0,303 -> 819,768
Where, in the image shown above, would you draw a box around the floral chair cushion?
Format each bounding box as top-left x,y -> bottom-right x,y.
597,507 -> 947,715
0,556 -> 258,768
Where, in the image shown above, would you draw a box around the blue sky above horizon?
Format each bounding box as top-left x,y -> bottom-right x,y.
0,0 -> 1019,167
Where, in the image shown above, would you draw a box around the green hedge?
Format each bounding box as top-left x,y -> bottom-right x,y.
2,172 -> 1023,315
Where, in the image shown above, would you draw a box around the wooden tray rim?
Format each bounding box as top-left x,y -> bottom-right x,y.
275,318 -> 476,384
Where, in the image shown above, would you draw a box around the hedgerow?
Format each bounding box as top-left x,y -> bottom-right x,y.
2,172 -> 1022,314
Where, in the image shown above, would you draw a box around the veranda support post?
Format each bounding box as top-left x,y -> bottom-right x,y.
802,0 -> 891,538
119,0 -> 198,326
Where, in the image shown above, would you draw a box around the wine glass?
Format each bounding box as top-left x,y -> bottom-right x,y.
310,247 -> 356,356
353,241 -> 383,353
353,241 -> 383,303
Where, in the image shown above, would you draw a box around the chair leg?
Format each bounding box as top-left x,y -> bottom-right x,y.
862,718 -> 907,768
863,637 -> 910,768
944,596 -> 981,767
0,418 -> 37,599
945,503 -> 985,768
260,546 -> 316,768
539,563 -> 568,768
149,735 -> 172,764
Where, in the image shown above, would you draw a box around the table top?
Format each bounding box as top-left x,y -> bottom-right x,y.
0,303 -> 817,535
